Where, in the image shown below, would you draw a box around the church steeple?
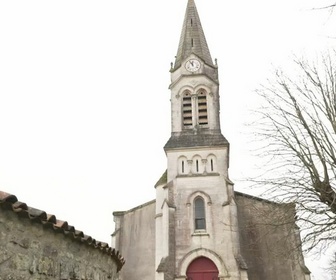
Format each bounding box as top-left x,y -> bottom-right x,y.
173,0 -> 214,70
165,0 -> 227,151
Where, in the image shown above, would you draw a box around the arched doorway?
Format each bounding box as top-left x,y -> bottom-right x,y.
186,257 -> 219,280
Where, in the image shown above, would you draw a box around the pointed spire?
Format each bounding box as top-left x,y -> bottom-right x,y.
173,0 -> 214,70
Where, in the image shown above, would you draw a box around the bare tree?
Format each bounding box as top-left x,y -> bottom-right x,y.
251,50 -> 336,253
317,2 -> 336,11
310,0 -> 335,10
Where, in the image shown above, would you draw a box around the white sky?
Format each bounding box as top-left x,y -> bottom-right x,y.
0,1 -> 335,279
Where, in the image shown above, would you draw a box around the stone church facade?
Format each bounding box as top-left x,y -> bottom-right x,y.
112,1 -> 311,280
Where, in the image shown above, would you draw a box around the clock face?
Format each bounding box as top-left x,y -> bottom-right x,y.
185,59 -> 201,72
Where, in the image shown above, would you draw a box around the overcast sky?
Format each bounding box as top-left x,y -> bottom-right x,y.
0,1 -> 335,279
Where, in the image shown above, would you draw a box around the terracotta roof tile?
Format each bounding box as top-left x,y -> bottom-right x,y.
13,201 -> 28,211
27,207 -> 48,220
0,190 -> 125,271
55,219 -> 68,229
46,214 -> 56,223
0,191 -> 17,203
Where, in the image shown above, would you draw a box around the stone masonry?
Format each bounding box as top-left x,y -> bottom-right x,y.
0,191 -> 125,280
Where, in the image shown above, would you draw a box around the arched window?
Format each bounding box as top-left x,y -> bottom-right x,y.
178,156 -> 189,175
194,197 -> 206,230
206,154 -> 217,173
182,89 -> 209,129
182,91 -> 192,127
192,155 -> 203,174
197,90 -> 208,125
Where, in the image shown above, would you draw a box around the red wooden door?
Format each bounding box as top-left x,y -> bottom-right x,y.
186,257 -> 219,280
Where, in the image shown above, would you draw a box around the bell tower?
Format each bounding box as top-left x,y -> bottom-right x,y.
166,0 -> 225,145
155,1 -> 249,280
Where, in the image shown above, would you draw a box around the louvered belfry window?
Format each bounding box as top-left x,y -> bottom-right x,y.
197,90 -> 208,125
183,91 -> 192,127
182,89 -> 208,128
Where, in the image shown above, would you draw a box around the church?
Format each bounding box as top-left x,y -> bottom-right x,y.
112,1 -> 311,279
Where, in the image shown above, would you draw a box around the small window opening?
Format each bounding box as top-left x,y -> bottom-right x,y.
194,197 -> 206,230
182,161 -> 185,173
191,38 -> 194,47
191,18 -> 193,26
196,160 -> 199,173
210,159 -> 214,172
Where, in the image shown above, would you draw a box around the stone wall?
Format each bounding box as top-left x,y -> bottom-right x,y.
112,200 -> 156,280
235,192 -> 310,280
0,191 -> 124,280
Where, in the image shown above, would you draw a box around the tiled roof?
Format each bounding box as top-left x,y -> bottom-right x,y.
154,170 -> 167,188
0,190 -> 125,271
164,131 -> 229,150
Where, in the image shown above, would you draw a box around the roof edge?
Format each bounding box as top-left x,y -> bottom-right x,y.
0,190 -> 125,271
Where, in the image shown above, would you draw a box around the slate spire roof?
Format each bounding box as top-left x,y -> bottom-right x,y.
173,0 -> 214,70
